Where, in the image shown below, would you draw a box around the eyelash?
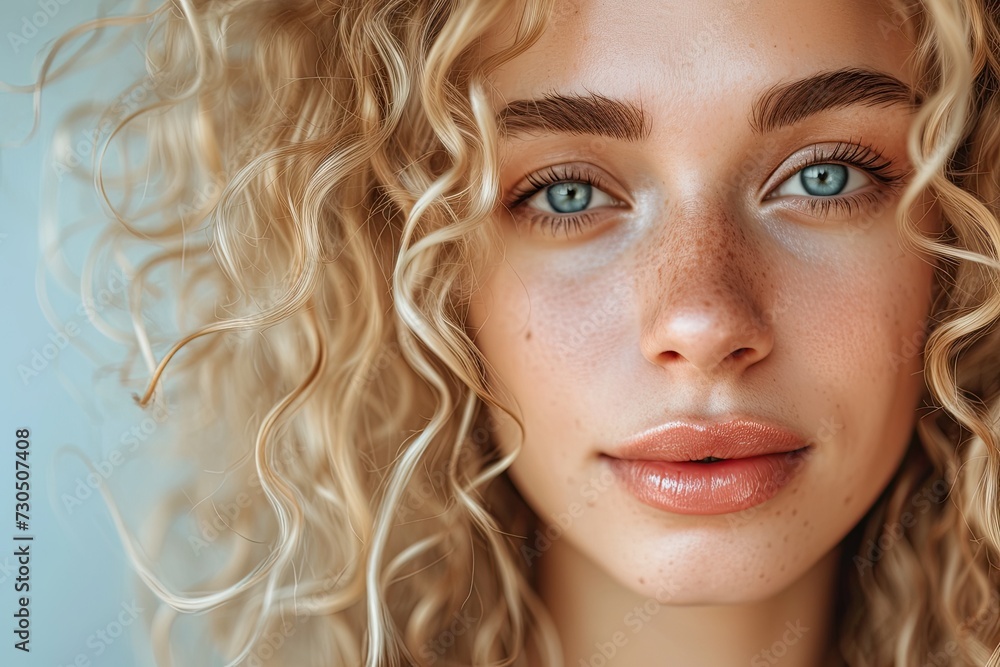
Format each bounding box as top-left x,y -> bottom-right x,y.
503,141 -> 905,237
504,165 -> 619,237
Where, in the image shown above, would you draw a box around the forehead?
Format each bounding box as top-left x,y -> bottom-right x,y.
485,0 -> 916,119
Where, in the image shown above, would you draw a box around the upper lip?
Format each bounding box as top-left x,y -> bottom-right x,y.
607,417 -> 810,462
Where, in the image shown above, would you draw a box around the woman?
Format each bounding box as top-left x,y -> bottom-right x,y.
16,0 -> 1000,664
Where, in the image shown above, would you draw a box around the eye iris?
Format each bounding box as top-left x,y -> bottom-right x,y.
799,163 -> 848,196
546,181 -> 591,213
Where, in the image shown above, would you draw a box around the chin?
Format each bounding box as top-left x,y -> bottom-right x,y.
546,482 -> 848,609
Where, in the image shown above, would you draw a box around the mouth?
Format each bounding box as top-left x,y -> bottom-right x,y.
609,417 -> 809,463
603,417 -> 814,515
602,446 -> 813,515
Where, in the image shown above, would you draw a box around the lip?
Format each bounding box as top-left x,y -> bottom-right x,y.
602,418 -> 813,515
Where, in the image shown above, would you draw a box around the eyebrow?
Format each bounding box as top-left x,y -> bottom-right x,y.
494,67 -> 919,142
495,90 -> 651,142
749,67 -> 920,134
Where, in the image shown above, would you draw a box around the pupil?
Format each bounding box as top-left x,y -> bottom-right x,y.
800,163 -> 848,196
546,182 -> 592,213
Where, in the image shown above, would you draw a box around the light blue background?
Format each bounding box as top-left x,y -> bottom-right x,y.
2,1 -> 166,665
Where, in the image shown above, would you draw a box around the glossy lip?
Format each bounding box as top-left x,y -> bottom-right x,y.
608,418 -> 809,462
602,418 -> 813,515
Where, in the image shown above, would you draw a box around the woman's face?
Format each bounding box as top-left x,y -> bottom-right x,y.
467,0 -> 940,603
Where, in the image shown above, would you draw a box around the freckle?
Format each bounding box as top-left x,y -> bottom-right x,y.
766,541 -> 771,548
775,510 -> 781,516
525,330 -> 532,340
803,520 -> 810,528
791,508 -> 797,517
780,564 -> 785,572
783,534 -> 789,542
759,572 -> 765,579
639,577 -> 645,584
844,495 -> 852,505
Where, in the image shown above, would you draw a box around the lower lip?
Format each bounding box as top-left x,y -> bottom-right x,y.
604,448 -> 811,515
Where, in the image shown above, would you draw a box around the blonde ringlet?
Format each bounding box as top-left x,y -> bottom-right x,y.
8,0 -> 1000,664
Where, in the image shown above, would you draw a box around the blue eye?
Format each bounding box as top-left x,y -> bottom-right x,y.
773,162 -> 871,198
546,182 -> 592,213
526,180 -> 617,215
800,164 -> 847,195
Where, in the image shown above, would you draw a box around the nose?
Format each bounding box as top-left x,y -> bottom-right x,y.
638,205 -> 775,376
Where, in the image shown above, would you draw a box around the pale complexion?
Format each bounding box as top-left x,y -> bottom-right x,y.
467,0 -> 940,665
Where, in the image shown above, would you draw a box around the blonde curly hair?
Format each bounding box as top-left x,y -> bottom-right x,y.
8,0 -> 1000,664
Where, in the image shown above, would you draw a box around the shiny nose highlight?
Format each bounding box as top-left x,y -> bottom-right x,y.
637,207 -> 774,376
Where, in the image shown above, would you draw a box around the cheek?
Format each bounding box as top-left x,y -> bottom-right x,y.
466,256 -> 635,502
781,237 -> 934,530
793,238 -> 932,415
468,254 -> 635,410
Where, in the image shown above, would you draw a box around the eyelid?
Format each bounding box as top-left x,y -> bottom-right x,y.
523,180 -> 622,214
501,163 -> 635,238
769,163 -> 872,200
503,162 -> 633,210
758,140 -> 900,202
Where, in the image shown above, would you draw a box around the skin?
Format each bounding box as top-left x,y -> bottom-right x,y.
467,0 -> 941,665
